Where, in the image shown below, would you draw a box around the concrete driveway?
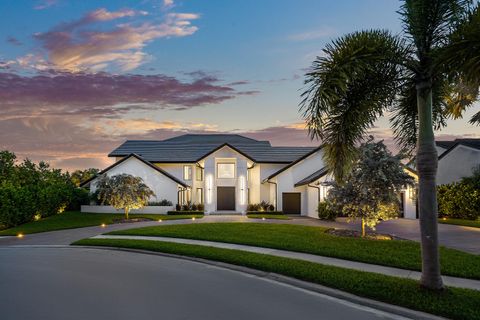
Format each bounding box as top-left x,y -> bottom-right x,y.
0,246 -> 410,320
0,215 -> 478,254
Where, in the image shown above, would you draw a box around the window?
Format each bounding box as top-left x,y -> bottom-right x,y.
197,188 -> 203,204
183,165 -> 192,180
196,167 -> 204,181
217,163 -> 235,179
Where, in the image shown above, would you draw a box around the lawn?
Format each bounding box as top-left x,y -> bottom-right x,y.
439,218 -> 480,228
73,238 -> 480,320
109,223 -> 480,279
0,211 -> 203,236
247,214 -> 290,220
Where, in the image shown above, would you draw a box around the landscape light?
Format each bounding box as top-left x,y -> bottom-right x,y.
192,217 -> 196,221
17,233 -> 24,238
262,217 -> 266,221
101,223 -> 106,228
158,219 -> 162,222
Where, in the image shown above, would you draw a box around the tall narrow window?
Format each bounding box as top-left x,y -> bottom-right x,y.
217,163 -> 235,179
196,167 -> 204,181
196,188 -> 203,204
183,165 -> 192,180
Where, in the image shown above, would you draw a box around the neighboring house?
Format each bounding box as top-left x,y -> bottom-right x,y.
82,134 -> 417,219
436,139 -> 480,185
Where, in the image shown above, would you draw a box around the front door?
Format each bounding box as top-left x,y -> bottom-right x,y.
282,192 -> 301,214
217,187 -> 235,210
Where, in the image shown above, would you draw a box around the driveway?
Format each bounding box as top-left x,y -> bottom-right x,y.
0,215 -> 478,254
0,247 -> 409,320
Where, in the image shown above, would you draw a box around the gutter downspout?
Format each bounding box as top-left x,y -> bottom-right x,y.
308,183 -> 321,202
266,180 -> 278,211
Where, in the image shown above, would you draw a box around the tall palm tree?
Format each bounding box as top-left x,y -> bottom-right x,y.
300,0 -> 479,290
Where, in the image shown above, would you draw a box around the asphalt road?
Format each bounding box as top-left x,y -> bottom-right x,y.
0,247 -> 409,320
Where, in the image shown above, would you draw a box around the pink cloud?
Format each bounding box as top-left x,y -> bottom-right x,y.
30,8 -> 198,72
34,0 -> 57,10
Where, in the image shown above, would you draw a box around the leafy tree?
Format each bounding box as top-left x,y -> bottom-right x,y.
70,168 -> 99,187
326,139 -> 415,236
301,0 -> 479,289
96,174 -> 155,219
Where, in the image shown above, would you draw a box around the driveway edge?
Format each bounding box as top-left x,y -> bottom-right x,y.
71,244 -> 446,320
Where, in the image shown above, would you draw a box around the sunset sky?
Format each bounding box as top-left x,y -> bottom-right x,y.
1,0 -> 478,172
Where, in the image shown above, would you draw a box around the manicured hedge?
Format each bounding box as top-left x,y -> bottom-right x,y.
438,182 -> 480,220
167,211 -> 204,215
246,211 -> 283,215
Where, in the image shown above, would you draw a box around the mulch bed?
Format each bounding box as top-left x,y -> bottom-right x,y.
112,218 -> 151,224
325,228 -> 401,240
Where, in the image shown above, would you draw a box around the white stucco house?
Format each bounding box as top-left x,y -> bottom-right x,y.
435,139 -> 480,185
81,134 -> 418,219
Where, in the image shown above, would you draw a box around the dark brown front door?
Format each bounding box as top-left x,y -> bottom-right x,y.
282,193 -> 301,214
217,187 -> 235,210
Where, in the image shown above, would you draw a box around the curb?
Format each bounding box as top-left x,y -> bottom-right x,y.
71,244 -> 446,320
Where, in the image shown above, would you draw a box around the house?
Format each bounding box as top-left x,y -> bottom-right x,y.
435,139 -> 480,185
82,134 -> 417,219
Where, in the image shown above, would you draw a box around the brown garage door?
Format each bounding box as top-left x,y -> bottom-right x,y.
282,193 -> 301,214
217,187 -> 236,210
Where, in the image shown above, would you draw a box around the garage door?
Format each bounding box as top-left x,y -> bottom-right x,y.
282,193 -> 301,214
217,187 -> 236,211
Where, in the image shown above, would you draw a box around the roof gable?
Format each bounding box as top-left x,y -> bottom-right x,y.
80,153 -> 188,188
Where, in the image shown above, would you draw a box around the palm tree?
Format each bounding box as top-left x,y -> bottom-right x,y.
300,0 -> 479,290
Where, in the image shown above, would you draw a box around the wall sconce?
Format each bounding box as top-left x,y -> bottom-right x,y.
239,175 -> 246,205
408,185 -> 417,200
206,174 -> 213,204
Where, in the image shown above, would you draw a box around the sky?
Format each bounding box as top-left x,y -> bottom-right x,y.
0,0 -> 478,172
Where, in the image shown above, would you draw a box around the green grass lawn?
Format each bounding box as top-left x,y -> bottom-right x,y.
0,211 -> 203,236
439,218 -> 480,228
247,214 -> 290,220
109,223 -> 480,279
73,238 -> 480,320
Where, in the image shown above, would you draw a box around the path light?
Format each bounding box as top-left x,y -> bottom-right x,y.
192,217 -> 196,221
101,223 -> 106,228
17,233 -> 24,238
158,219 -> 162,222
262,217 -> 266,221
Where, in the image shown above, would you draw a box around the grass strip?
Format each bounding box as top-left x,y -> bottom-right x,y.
109,223 -> 480,280
439,218 -> 480,228
73,238 -> 480,320
0,211 -> 203,235
247,214 -> 290,220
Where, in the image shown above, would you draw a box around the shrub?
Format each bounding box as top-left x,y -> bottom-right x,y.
317,201 -> 338,221
66,187 -> 90,211
175,203 -> 181,211
191,203 -> 198,211
248,202 -> 274,212
438,182 -> 480,220
197,203 -> 204,211
148,199 -> 173,206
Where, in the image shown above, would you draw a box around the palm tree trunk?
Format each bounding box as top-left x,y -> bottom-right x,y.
416,80 -> 443,290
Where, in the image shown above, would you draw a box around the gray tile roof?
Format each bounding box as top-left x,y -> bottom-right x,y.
294,167 -> 329,187
109,134 -> 317,163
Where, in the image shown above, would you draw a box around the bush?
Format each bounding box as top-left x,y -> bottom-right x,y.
247,201 -> 275,212
66,188 -> 90,211
148,199 -> 173,206
438,182 -> 480,220
175,203 -> 181,211
197,203 -> 204,211
191,203 -> 198,211
317,201 -> 338,221
167,211 -> 204,215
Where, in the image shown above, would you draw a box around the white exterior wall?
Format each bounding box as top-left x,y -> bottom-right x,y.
437,145 -> 480,185
202,146 -> 250,214
89,157 -> 179,204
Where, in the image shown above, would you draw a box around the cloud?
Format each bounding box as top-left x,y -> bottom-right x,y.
6,36 -> 22,46
0,71 -> 256,119
34,0 -> 57,10
288,27 -> 336,41
163,0 -> 175,9
242,123 -> 319,147
28,7 -> 198,72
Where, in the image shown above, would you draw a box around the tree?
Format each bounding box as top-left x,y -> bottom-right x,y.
326,139 -> 415,237
300,1 -> 479,289
70,168 -> 99,187
96,174 -> 155,219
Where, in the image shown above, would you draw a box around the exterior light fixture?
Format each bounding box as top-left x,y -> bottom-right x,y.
158,219 -> 162,222
101,223 -> 106,228
17,233 -> 24,238
262,217 -> 266,221
192,217 -> 196,221
206,174 -> 213,204
239,175 -> 246,205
